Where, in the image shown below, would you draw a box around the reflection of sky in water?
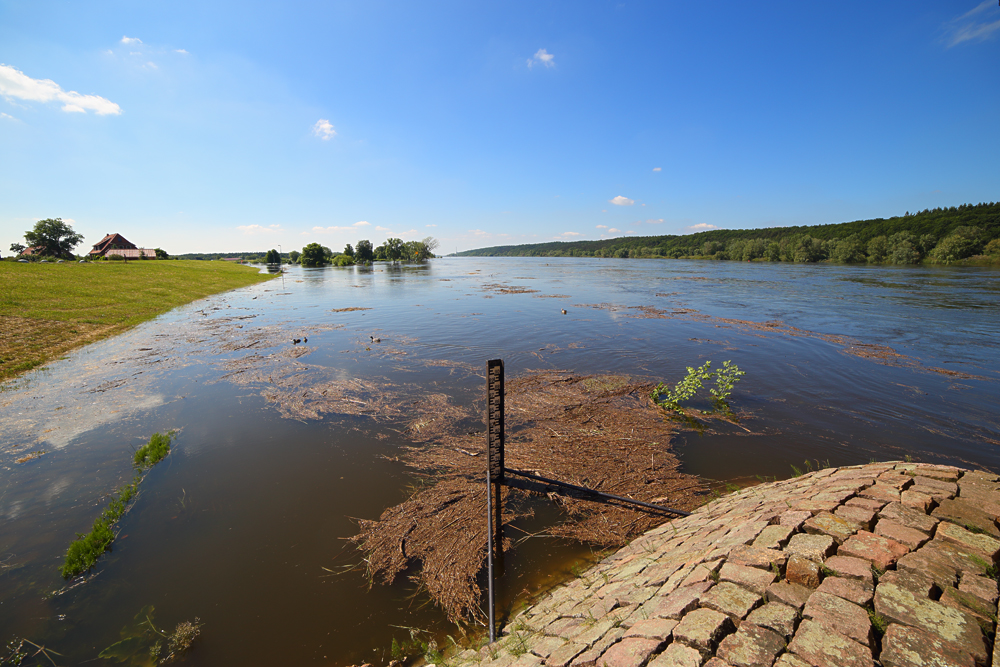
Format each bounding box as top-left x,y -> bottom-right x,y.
0,257 -> 997,665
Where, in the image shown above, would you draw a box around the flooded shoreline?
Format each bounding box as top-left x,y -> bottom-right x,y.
1,257 -> 998,665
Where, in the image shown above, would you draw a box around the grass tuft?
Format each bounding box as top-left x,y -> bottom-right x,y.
134,431 -> 175,469
60,431 -> 176,579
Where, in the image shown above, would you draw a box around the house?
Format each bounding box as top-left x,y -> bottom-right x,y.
18,246 -> 45,256
89,233 -> 156,259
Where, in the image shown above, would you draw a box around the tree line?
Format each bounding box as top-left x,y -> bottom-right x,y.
456,202 -> 1000,265
292,237 -> 439,267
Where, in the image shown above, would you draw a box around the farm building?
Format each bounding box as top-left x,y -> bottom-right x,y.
89,233 -> 156,259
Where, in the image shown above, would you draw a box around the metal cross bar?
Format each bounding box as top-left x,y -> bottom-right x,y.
504,467 -> 692,517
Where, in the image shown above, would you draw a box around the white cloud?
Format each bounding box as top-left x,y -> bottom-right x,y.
552,231 -> 581,240
625,230 -> 636,235
175,49 -> 189,54
652,167 -> 662,172
601,209 -> 607,213
0,112 -> 17,121
375,225 -> 390,231
312,118 -> 336,140
527,48 -> 555,69
596,225 -> 608,229
609,195 -> 634,206
426,224 -> 437,227
310,221 -> 371,233
608,228 -> 620,233
238,224 -> 281,235
0,64 -> 122,115
686,223 -> 719,232
635,218 -> 664,225
121,36 -> 142,45
945,1 -> 1000,47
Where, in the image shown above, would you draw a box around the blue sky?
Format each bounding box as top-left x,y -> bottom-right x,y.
1,1 -> 998,255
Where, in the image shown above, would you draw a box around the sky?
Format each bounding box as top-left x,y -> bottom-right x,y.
1,1 -> 998,255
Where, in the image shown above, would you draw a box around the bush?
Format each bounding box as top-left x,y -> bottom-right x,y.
867,236 -> 889,263
930,226 -> 983,263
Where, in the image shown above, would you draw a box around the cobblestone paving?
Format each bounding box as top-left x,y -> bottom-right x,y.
446,463 -> 1000,667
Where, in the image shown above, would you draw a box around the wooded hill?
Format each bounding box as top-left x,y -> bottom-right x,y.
456,202 -> 1000,264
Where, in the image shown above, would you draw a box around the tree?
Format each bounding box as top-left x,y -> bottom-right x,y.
300,243 -> 327,267
154,248 -> 169,260
867,236 -> 889,263
23,218 -> 84,259
380,238 -> 405,261
288,250 -> 300,264
344,243 -> 354,257
403,236 -> 440,262
930,226 -> 983,263
354,239 -> 374,263
265,248 -> 281,265
10,242 -> 25,255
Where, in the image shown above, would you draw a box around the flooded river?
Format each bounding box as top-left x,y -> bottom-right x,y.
1,257 -> 998,665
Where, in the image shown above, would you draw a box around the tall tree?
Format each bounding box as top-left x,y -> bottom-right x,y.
344,243 -> 354,257
300,243 -> 327,267
354,239 -> 374,263
381,237 -> 404,261
265,248 -> 281,264
23,218 -> 84,259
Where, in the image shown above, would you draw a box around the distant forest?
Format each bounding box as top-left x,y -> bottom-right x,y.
456,202 -> 1000,265
173,252 -> 288,262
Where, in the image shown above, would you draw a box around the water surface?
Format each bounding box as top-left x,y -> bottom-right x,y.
1,257 -> 998,665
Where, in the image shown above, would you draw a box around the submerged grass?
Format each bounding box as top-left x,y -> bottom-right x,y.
134,431 -> 175,469
61,431 -> 175,579
0,260 -> 275,385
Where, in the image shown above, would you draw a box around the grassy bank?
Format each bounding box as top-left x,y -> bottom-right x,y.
0,260 -> 276,384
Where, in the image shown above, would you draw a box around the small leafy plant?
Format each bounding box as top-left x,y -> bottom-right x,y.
651,360 -> 745,417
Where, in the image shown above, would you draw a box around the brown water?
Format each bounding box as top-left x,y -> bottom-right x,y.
1,257 -> 998,665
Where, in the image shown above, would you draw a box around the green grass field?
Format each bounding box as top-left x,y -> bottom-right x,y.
0,260 -> 276,384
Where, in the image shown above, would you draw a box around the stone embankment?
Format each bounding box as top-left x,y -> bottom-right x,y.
447,462 -> 1000,667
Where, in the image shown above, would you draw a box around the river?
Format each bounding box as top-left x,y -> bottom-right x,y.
1,257 -> 997,665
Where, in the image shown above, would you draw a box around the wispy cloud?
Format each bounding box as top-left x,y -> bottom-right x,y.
0,111 -> 18,121
375,225 -> 390,232
944,1 -> 1000,47
596,225 -> 608,229
238,224 -> 282,235
121,36 -> 142,45
609,195 -> 634,206
527,48 -> 555,69
175,49 -> 189,54
311,221 -> 370,233
608,228 -> 620,234
652,167 -> 662,172
312,118 -> 336,140
0,64 -> 121,115
426,224 -> 437,227
634,218 -> 664,225
553,231 -> 581,240
686,223 -> 719,232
